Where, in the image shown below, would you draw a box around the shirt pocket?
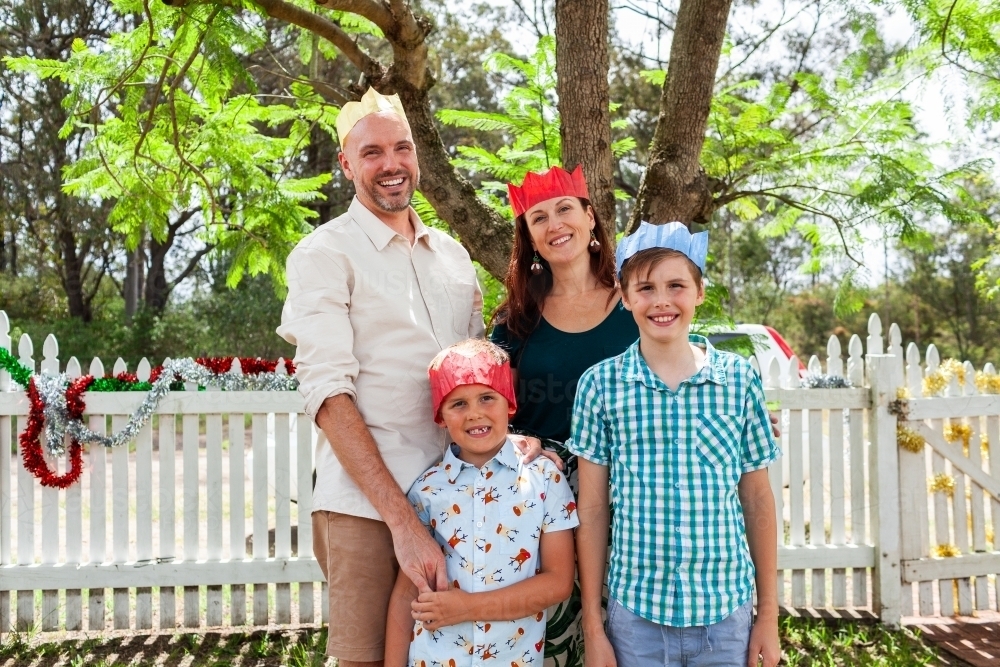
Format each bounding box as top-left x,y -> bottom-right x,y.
695,414 -> 742,469
444,281 -> 475,336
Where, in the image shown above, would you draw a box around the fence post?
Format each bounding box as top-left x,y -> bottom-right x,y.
868,353 -> 901,627
0,312 -> 8,637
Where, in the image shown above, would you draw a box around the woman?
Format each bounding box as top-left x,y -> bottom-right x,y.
489,165 -> 637,667
491,165 -> 638,456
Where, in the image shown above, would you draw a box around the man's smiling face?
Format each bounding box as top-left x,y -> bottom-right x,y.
339,111 -> 419,214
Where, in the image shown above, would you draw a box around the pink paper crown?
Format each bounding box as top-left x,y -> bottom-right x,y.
429,345 -> 517,425
508,165 -> 590,218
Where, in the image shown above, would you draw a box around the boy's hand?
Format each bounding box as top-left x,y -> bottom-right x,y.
583,628 -> 617,667
510,434 -> 565,470
411,589 -> 472,631
747,614 -> 780,667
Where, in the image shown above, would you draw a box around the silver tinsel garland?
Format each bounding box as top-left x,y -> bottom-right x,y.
801,373 -> 853,389
36,357 -> 298,456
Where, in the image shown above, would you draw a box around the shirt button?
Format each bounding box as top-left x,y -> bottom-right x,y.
673,439 -> 680,445
674,483 -> 680,489
477,522 -> 483,528
675,528 -> 681,533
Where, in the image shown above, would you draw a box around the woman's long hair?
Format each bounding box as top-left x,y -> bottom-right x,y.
490,198 -> 617,339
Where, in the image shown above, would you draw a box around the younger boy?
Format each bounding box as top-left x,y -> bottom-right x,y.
385,339 -> 578,667
571,222 -> 781,667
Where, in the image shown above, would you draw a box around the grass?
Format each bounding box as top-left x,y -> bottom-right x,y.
0,618 -> 971,666
0,627 -> 332,666
779,616 -> 967,666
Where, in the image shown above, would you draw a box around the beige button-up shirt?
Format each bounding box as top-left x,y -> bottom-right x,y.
277,197 -> 485,520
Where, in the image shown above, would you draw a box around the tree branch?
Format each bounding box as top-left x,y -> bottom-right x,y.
168,243 -> 215,289
310,0 -> 396,37
252,0 -> 384,79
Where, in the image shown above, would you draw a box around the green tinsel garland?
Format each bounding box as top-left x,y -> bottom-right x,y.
88,378 -> 154,392
0,347 -> 32,388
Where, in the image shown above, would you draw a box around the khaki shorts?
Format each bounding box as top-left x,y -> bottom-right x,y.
313,510 -> 399,662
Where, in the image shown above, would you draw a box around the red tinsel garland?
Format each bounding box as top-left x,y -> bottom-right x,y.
194,356 -> 295,376
19,375 -> 93,489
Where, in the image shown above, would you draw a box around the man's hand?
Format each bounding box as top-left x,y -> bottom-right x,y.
411,588 -> 473,631
747,614 -> 780,667
392,519 -> 448,594
510,434 -> 565,470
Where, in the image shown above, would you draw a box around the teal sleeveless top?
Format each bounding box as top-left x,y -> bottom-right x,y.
490,300 -> 639,443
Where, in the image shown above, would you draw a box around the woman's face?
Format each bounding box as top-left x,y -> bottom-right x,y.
523,197 -> 595,267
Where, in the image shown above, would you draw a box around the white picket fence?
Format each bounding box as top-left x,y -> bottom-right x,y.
760,318 -> 875,614
0,311 -> 325,634
2,308 -> 999,634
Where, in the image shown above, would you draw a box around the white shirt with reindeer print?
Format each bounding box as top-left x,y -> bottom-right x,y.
406,438 -> 579,667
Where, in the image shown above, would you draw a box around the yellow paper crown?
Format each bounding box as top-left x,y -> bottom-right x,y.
336,87 -> 408,146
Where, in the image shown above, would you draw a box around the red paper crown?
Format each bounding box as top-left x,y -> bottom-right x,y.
429,346 -> 517,425
507,165 -> 590,218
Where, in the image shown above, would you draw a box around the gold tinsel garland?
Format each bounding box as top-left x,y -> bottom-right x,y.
922,358 -> 966,396
928,473 -> 956,496
897,426 -> 925,453
944,422 -> 973,455
975,370 -> 1000,394
922,372 -> 948,397
933,544 -> 960,558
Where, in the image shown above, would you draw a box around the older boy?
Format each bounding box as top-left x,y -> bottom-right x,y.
571,222 -> 781,667
385,339 -> 577,667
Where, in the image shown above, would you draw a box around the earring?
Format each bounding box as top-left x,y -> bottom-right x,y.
588,230 -> 601,253
530,251 -> 544,275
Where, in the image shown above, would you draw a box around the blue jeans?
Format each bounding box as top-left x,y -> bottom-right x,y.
606,598 -> 753,667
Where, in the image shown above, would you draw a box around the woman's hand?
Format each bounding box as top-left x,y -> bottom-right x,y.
411,589 -> 473,631
510,434 -> 565,470
768,412 -> 781,439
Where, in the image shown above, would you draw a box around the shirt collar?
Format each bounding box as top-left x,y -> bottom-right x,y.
442,437 -> 520,483
349,196 -> 432,252
620,334 -> 727,390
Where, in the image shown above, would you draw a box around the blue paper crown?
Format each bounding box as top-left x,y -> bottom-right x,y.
615,221 -> 709,276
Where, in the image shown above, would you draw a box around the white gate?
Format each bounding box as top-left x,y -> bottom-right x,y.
891,341 -> 1000,618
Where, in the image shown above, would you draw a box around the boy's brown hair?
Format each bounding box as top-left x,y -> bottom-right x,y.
620,248 -> 703,290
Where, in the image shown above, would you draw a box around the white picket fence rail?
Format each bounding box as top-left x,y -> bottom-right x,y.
2,308 -> 998,633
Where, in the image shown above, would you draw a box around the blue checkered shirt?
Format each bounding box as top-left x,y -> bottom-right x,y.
568,335 -> 779,627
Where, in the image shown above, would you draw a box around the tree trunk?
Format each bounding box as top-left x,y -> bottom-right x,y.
124,242 -> 144,322
628,0 -> 732,232
381,9 -> 514,280
145,237 -> 171,315
555,0 -> 616,238
57,222 -> 93,322
394,81 -> 514,279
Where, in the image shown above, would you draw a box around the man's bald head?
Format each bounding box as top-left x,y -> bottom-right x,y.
338,111 -> 420,215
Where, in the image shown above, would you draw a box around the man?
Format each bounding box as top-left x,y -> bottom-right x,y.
278,88 -> 544,667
